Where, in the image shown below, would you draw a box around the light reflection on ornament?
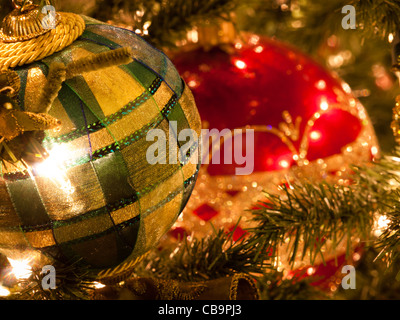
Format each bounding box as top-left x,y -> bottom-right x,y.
310,130 -> 322,142
249,35 -> 260,45
235,42 -> 243,50
315,80 -> 327,90
320,97 -> 329,111
254,45 -> 264,53
342,82 -> 352,94
233,59 -> 247,70
34,144 -> 75,195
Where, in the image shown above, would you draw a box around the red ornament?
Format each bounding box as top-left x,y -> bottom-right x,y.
168,35 -> 378,285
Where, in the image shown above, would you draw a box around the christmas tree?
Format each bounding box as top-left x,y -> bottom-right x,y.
1,0 -> 400,301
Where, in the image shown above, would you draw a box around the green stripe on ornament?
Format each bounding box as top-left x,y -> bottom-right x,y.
57,82 -> 100,130
0,173 -> 197,234
46,77 -> 162,144
80,30 -> 122,50
92,152 -> 138,205
92,94 -> 178,160
83,25 -> 184,98
5,178 -> 51,231
2,90 -> 184,181
45,175 -> 197,248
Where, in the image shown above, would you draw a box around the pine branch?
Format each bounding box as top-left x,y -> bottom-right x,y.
2,259 -> 98,300
90,0 -> 237,48
238,0 -> 400,53
145,0 -> 237,47
247,181 -> 375,268
134,227 -> 272,282
258,274 -> 328,300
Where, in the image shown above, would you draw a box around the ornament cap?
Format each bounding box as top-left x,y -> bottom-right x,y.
0,2 -> 59,43
0,2 -> 85,70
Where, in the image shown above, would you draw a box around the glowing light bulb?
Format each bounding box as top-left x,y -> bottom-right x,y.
352,252 -> 361,262
307,267 -> 315,276
373,215 -> 391,237
187,29 -> 199,43
93,282 -> 106,289
371,146 -> 379,156
188,80 -> 199,88
0,285 -> 10,297
7,258 -> 32,280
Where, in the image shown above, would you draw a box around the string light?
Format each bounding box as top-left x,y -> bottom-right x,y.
93,282 -> 106,289
373,214 -> 391,237
0,285 -> 10,297
7,257 -> 33,280
307,267 -> 315,276
188,80 -> 199,89
279,159 -> 290,169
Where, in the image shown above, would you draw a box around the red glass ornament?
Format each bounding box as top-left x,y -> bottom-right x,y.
169,35 -> 378,288
173,37 -> 371,176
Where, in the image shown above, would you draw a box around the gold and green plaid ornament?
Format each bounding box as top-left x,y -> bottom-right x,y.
0,1 -> 201,282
